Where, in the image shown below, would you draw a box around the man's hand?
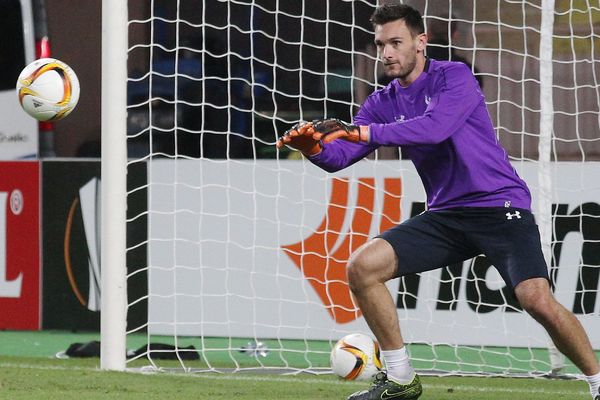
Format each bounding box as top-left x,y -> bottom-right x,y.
276,121 -> 322,156
276,119 -> 369,156
312,119 -> 369,144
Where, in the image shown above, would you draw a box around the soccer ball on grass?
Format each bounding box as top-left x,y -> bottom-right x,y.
16,58 -> 80,121
330,333 -> 383,381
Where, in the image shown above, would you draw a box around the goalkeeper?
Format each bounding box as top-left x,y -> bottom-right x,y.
277,4 -> 600,400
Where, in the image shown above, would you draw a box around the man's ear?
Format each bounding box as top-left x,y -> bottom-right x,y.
416,33 -> 428,53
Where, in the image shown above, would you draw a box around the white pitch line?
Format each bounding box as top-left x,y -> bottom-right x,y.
0,362 -> 590,397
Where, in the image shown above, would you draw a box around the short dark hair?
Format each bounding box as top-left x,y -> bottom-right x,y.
370,3 -> 425,37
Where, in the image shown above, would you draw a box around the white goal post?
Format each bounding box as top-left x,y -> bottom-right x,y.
100,0 -> 128,371
101,0 -> 600,375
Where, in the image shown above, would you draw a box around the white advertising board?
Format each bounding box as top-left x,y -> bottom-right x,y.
147,159 -> 600,348
0,92 -> 37,159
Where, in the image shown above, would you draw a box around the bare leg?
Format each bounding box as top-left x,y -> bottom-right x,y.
515,278 -> 600,376
347,238 -> 403,350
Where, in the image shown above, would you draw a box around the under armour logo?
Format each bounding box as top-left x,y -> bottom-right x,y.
396,115 -> 405,122
425,95 -> 431,105
506,211 -> 521,220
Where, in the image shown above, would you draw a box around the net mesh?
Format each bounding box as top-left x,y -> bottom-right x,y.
123,0 -> 600,375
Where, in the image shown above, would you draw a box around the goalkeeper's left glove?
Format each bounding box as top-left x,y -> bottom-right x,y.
312,118 -> 370,144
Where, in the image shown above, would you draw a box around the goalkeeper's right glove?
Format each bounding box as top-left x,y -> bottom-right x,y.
312,118 -> 370,144
276,121 -> 322,156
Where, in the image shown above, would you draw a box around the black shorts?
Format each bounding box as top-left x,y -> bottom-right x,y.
377,207 -> 549,290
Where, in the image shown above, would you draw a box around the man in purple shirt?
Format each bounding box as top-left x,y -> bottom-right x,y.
277,4 -> 600,400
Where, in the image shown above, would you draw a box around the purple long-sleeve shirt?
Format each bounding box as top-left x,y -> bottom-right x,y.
309,59 -> 531,211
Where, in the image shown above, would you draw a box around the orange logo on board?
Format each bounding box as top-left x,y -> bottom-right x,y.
282,177 -> 402,324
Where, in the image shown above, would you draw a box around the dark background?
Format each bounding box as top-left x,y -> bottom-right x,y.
42,161 -> 147,330
45,0 -> 600,160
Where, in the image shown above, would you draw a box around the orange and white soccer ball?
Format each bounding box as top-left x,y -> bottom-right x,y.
330,333 -> 383,381
16,58 -> 80,121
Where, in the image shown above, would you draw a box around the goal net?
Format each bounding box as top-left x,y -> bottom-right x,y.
101,0 -> 600,376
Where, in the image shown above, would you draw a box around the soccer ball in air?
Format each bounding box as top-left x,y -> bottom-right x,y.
16,58 -> 80,121
330,333 -> 383,381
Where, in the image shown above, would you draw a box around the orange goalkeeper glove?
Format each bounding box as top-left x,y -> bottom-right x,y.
312,118 -> 370,144
276,121 -> 322,156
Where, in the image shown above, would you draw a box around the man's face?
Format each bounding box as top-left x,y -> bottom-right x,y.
374,19 -> 425,80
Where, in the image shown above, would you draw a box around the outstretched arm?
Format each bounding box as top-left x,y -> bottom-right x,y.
312,64 -> 483,147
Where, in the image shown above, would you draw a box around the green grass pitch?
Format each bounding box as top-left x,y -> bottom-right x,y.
0,357 -> 592,400
0,331 -> 594,399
